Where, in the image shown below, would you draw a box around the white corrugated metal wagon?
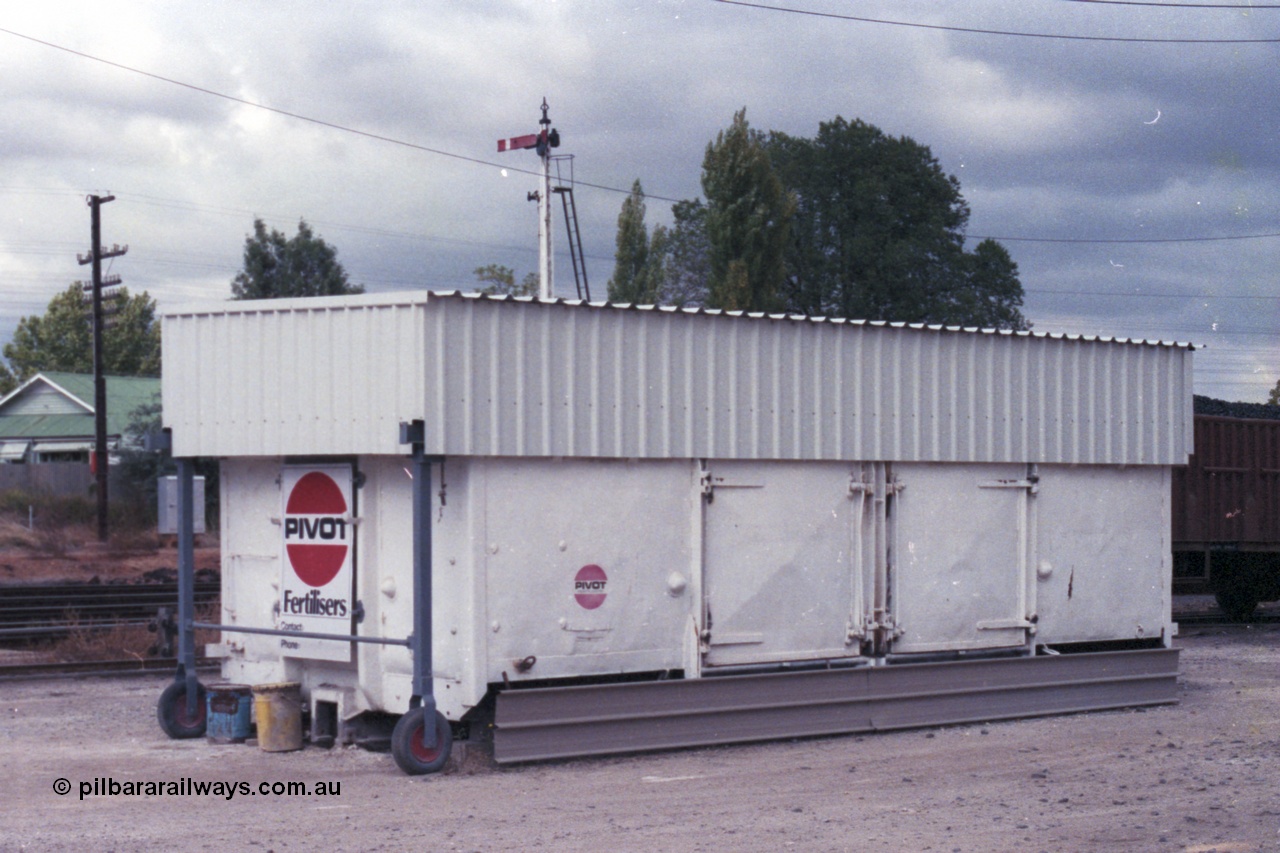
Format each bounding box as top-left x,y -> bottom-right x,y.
156,292 -> 1189,773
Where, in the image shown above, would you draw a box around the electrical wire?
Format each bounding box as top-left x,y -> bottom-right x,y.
1056,0 -> 1280,7
1,29 -> 1274,244
711,0 -> 1280,42
972,231 -> 1280,244
1028,288 -> 1280,299
0,26 -> 683,204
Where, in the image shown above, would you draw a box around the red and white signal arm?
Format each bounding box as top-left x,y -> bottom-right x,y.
278,466 -> 355,661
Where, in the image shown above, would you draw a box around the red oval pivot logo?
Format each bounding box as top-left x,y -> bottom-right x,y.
284,471 -> 349,588
574,564 -> 608,610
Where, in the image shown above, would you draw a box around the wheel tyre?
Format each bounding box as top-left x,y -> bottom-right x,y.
157,680 -> 207,739
391,707 -> 453,775
1214,586 -> 1259,622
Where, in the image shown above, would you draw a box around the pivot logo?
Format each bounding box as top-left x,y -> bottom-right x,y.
574,564 -> 608,610
284,471 -> 349,588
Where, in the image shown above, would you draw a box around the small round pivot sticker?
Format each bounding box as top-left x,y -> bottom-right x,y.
573,564 -> 608,610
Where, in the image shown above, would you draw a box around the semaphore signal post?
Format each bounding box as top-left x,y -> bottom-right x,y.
497,98 -> 560,299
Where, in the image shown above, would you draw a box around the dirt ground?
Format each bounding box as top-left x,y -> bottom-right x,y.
0,523 -> 221,586
0,623 -> 1276,853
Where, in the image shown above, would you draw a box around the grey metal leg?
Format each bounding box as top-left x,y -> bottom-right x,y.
177,457 -> 199,716
400,422 -> 437,750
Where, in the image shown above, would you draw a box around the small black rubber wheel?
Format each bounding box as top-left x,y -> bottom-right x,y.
157,680 -> 207,739
391,707 -> 453,775
1214,586 -> 1259,622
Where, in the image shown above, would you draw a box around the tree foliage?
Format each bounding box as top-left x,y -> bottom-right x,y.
607,180 -> 667,304
231,218 -> 364,300
659,199 -> 711,308
473,264 -> 538,296
764,117 -> 1027,329
1,284 -> 161,393
701,109 -> 795,312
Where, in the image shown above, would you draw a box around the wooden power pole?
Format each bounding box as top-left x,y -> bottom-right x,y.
77,194 -> 127,543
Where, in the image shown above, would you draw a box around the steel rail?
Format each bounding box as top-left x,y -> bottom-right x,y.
0,657 -> 219,681
494,648 -> 1179,764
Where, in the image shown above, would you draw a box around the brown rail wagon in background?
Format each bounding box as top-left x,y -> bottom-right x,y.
1173,399 -> 1280,620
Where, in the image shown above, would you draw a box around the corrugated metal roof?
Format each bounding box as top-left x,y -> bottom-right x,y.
0,373 -> 160,438
0,414 -> 95,439
162,291 -> 1195,465
465,292 -> 1195,350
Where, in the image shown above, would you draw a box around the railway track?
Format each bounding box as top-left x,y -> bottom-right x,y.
0,580 -> 221,642
1175,610 -> 1280,627
0,657 -> 219,681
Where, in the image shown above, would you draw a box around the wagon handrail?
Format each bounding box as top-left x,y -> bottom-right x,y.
190,621 -> 411,647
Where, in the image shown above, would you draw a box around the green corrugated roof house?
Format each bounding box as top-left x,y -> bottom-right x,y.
0,372 -> 160,463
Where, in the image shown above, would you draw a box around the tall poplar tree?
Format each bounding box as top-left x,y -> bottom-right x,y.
700,109 -> 795,312
607,180 -> 666,304
607,180 -> 650,303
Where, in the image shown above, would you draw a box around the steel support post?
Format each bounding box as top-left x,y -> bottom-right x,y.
401,421 -> 437,749
176,457 -> 199,716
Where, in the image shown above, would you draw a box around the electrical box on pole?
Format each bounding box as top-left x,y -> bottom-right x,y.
497,98 -> 560,299
76,194 -> 127,543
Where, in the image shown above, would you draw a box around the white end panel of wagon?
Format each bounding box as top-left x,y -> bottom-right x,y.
219,459 -> 294,681
702,461 -> 866,666
891,464 -> 1034,653
1033,465 -> 1172,645
480,459 -> 696,680
362,456 -> 485,720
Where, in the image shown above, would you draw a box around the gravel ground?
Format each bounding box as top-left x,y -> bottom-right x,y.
1,624 -> 1277,852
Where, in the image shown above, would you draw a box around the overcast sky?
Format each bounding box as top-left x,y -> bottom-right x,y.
2,1 -> 1277,401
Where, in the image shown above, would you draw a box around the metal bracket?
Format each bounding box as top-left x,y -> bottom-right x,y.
980,479 -> 1039,495
848,477 -> 873,497
399,420 -> 425,446
977,618 -> 1035,630
980,465 -> 1040,496
700,473 -> 763,499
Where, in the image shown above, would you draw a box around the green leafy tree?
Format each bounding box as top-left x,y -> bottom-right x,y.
655,199 -> 711,308
607,180 -> 667,304
701,109 -> 795,312
1268,380 -> 1280,406
1,284 -> 161,391
472,264 -> 538,296
231,218 -> 364,299
112,397 -> 220,529
764,116 -> 1027,329
952,239 -> 1028,329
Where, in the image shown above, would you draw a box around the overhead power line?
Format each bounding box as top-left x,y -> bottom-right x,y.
712,0 -> 1280,42
0,27 -> 683,204
972,231 -> 1280,244
2,29 -> 1275,244
1058,0 -> 1280,7
1029,288 -> 1280,299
